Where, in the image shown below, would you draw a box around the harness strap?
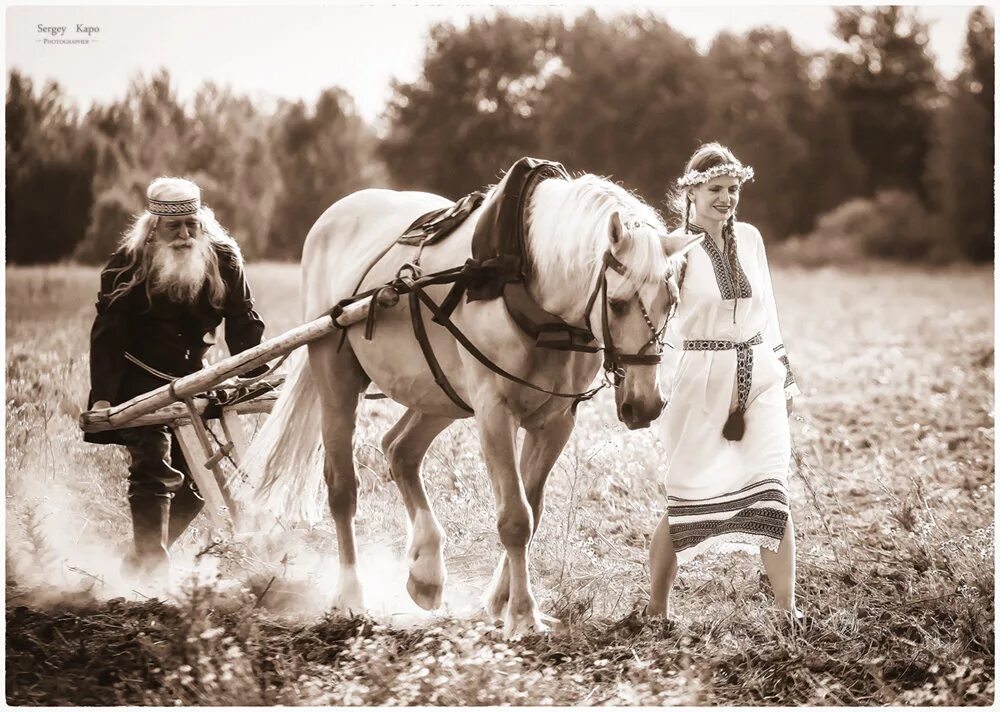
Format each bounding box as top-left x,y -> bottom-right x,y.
363,291 -> 379,340
437,276 -> 468,319
337,237 -> 410,353
407,280 -> 474,413
327,255 -> 630,411
408,280 -> 607,404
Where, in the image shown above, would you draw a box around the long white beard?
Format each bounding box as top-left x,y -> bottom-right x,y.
149,238 -> 214,303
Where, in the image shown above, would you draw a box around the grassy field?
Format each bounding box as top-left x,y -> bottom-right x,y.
5,261 -> 995,705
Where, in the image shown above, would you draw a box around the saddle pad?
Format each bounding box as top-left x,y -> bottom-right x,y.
398,191 -> 486,246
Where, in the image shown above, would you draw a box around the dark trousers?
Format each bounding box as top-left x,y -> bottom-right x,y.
119,425 -> 204,546
120,425 -> 185,496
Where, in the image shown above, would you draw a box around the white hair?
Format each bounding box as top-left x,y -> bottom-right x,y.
106,204 -> 241,309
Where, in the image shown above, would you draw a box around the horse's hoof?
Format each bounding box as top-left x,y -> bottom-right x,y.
785,608 -> 810,631
503,611 -> 550,639
643,604 -> 669,620
331,578 -> 365,616
484,593 -> 509,622
406,574 -> 443,610
330,601 -> 365,617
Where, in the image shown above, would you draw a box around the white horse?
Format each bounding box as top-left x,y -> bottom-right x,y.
238,170 -> 701,636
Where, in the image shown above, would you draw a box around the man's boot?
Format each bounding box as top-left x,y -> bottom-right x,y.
122,493 -> 171,581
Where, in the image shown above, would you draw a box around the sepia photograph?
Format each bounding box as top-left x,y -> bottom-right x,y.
5,0 -> 995,705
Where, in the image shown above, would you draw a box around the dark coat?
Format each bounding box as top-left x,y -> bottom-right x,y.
85,243 -> 267,445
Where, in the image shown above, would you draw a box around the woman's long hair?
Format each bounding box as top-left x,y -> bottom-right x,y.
105,207 -> 241,309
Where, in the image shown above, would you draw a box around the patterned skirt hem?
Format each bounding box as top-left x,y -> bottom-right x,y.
673,531 -> 784,564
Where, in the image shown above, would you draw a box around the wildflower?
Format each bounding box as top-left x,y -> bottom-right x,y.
199,627 -> 225,640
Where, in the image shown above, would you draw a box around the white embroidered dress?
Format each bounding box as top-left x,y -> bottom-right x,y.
658,221 -> 800,562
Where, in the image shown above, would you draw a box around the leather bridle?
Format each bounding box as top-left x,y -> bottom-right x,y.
583,251 -> 674,387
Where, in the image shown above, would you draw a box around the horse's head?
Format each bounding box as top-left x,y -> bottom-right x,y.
598,211 -> 702,430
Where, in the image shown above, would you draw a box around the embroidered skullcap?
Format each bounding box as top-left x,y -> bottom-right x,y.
146,177 -> 201,217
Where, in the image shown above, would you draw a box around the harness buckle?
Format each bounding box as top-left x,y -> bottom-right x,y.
396,262 -> 422,281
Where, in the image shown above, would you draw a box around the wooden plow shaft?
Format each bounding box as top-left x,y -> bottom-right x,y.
79,287 -> 397,434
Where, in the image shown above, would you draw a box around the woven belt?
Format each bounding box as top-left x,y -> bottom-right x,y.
683,332 -> 763,414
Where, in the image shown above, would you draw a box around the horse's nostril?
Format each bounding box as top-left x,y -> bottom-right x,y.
621,402 -> 634,421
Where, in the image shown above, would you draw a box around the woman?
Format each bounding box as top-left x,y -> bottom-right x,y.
648,143 -> 802,620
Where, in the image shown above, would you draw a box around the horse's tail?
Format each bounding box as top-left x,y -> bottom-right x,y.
232,347 -> 326,524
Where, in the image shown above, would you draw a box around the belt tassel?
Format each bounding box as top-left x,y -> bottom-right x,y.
722,408 -> 746,441
683,333 -> 762,442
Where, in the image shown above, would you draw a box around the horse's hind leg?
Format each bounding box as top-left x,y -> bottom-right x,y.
381,409 -> 454,610
485,412 -> 575,621
309,336 -> 369,613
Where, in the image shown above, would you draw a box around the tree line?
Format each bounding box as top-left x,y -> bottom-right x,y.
6,7 -> 993,264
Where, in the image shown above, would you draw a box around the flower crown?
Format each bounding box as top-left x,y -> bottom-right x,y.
676,162 -> 755,188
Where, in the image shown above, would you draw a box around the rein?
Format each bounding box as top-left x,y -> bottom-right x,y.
328,248 -> 672,414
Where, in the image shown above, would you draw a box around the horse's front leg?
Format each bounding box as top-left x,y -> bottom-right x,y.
474,401 -> 544,637
485,411 -> 575,622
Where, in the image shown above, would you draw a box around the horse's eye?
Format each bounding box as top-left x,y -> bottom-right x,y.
609,299 -> 628,314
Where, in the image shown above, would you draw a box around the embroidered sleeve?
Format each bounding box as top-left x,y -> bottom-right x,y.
754,227 -> 801,399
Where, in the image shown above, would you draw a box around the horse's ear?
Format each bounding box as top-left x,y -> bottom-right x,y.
661,232 -> 704,257
609,211 -> 625,247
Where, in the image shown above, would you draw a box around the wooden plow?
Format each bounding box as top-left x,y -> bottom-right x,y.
79,287 -> 401,533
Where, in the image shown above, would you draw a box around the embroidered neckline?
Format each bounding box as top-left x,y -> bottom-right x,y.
689,223 -> 752,300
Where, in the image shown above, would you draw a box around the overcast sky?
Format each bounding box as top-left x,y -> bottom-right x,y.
5,2 -> 981,124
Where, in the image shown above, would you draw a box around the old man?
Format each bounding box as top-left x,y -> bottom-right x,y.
86,177 -> 267,579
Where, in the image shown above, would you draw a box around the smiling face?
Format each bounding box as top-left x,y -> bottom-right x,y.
688,175 -> 741,226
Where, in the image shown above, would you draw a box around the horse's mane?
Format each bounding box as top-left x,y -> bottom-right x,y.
524,174 -> 672,300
